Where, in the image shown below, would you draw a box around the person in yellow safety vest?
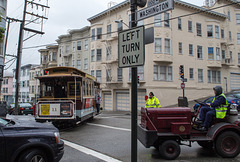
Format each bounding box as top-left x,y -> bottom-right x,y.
145,92 -> 161,108
197,86 -> 228,131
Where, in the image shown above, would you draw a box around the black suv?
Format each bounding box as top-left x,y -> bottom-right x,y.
0,118 -> 64,162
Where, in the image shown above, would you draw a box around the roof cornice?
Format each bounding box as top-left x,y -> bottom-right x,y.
87,0 -> 228,22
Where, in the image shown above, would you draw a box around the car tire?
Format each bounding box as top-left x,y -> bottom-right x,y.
18,149 -> 48,162
215,131 -> 240,158
159,140 -> 181,160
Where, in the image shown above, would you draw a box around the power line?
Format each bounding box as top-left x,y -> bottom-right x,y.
22,1 -> 240,50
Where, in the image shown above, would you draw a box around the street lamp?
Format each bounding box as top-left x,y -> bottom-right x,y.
114,20 -> 129,29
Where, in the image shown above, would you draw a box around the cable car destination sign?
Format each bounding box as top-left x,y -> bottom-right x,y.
137,0 -> 174,21
118,25 -> 145,68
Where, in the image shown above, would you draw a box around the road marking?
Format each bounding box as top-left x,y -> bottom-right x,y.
63,140 -> 122,162
87,123 -> 131,132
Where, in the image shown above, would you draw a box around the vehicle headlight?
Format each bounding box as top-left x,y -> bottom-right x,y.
54,132 -> 61,144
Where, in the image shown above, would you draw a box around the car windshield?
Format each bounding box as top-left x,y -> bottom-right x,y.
0,118 -> 9,126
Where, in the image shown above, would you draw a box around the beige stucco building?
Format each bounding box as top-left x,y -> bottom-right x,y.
56,27 -> 91,74
86,0 -> 240,111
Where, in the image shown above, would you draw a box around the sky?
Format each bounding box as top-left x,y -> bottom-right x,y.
5,0 -> 204,73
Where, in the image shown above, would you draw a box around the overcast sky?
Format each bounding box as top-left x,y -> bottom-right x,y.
5,0 -> 204,73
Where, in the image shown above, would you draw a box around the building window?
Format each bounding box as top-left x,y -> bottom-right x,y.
106,69 -> 111,82
198,69 -> 203,83
222,50 -> 226,59
97,28 -> 102,40
238,53 -> 240,64
178,42 -> 182,54
237,13 -> 240,24
196,23 -> 202,36
221,29 -> 224,39
117,68 -> 122,81
49,52 -> 52,61
228,11 -> 231,21
84,40 -> 88,50
128,66 -> 144,81
164,38 -> 171,54
207,25 -> 213,37
72,42 -> 75,52
66,45 -> 70,54
97,49 -> 102,61
215,25 -> 219,39
32,86 -> 34,93
153,65 -> 158,80
154,14 -> 162,27
230,51 -> 233,60
188,20 -> 192,32
53,52 -> 57,61
216,47 -> 220,61
229,31 -> 232,41
107,24 -> 111,38
91,28 -> 95,41
158,65 -> 172,81
77,60 -> 81,69
96,70 -> 101,82
237,33 -> 240,44
189,68 -> 194,80
208,47 -> 214,60
106,46 -> 111,60
91,50 -> 95,62
197,45 -> 203,59
154,38 -> 162,53
164,12 -> 170,27
84,58 -> 88,70
178,18 -> 182,30
77,41 -> 81,50
189,44 -> 193,56
91,70 -> 94,77
208,70 -> 221,83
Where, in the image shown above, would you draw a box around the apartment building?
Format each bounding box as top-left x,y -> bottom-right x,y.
29,66 -> 41,104
39,45 -> 58,70
56,26 -> 91,74
13,64 -> 39,103
1,75 -> 13,106
87,0 -> 240,111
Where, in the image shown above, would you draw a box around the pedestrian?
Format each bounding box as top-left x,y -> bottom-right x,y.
96,90 -> 101,114
197,86 -> 228,131
145,92 -> 161,108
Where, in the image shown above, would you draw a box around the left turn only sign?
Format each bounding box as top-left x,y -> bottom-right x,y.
118,26 -> 145,68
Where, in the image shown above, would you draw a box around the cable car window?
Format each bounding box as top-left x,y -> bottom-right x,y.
86,81 -> 89,96
83,81 -> 85,96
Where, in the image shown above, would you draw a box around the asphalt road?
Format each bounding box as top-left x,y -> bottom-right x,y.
59,111 -> 240,162
6,111 -> 240,162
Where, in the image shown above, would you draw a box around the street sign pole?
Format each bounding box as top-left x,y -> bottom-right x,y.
130,0 -> 137,162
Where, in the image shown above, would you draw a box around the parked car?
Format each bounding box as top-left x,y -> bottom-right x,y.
0,117 -> 64,162
193,96 -> 240,111
225,91 -> 240,99
8,103 -> 33,115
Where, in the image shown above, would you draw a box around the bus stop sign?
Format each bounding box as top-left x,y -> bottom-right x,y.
118,26 -> 145,68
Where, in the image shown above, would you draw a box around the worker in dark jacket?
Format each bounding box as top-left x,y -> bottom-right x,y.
197,86 -> 228,131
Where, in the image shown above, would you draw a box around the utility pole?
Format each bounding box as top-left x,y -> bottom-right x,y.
14,0 -> 49,113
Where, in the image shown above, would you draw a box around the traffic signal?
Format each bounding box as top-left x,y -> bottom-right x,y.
179,65 -> 184,80
137,76 -> 140,84
137,0 -> 147,7
44,70 -> 48,75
